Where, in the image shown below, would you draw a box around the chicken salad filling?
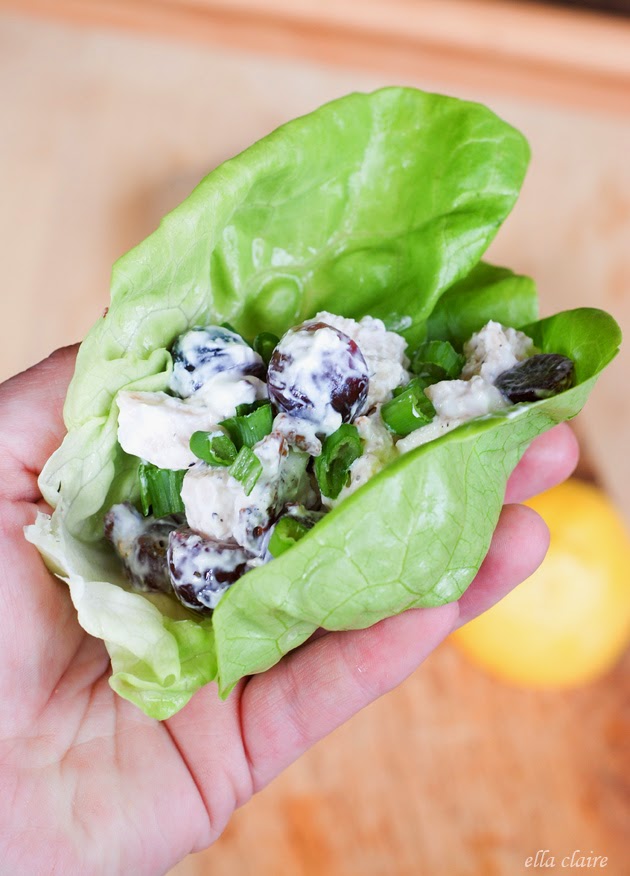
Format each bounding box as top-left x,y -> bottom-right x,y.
107,313 -> 574,613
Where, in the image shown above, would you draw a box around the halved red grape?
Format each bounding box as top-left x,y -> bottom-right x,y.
168,529 -> 251,612
171,326 -> 264,397
104,503 -> 178,593
267,321 -> 369,433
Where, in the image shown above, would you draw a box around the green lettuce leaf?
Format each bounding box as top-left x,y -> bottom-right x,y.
26,509 -> 217,720
24,87 -> 621,718
212,307 -> 620,693
41,86 -> 530,543
426,262 -> 539,347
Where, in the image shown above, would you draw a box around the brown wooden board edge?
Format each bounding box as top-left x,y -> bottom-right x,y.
2,0 -> 630,114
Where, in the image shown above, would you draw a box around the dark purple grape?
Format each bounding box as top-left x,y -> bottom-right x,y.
168,529 -> 251,613
495,354 -> 575,404
267,321 -> 369,431
104,503 -> 178,593
171,326 -> 264,397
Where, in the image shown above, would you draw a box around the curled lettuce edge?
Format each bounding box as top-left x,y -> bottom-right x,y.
26,511 -> 217,720
22,86 -> 622,719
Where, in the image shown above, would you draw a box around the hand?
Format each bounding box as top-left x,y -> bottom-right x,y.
0,347 -> 578,875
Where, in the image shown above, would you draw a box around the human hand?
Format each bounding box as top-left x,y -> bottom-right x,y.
0,347 -> 578,875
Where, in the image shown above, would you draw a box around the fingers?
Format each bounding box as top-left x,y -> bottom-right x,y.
0,345 -> 78,502
505,423 -> 579,505
453,424 -> 573,627
239,601 -> 458,793
455,503 -> 549,629
240,498 -> 551,792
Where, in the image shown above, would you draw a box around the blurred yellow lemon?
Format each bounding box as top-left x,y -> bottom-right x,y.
451,478 -> 630,688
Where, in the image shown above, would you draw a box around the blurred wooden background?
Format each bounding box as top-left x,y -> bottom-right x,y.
0,4 -> 629,875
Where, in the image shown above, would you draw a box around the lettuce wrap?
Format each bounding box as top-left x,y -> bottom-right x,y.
26,87 -> 621,719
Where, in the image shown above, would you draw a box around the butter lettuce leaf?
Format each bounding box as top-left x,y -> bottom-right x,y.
41,86 -> 530,543
26,508 -> 217,719
427,262 -> 539,347
25,87 -> 621,718
212,307 -> 620,692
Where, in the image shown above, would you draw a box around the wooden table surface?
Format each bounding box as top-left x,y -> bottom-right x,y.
1,12 -> 629,875
6,0 -> 630,112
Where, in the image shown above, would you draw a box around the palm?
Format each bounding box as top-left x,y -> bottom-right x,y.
0,348 -> 578,875
1,504 -> 188,867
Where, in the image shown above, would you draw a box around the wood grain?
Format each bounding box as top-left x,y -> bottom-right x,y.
2,0 -> 630,113
1,14 -> 628,876
168,644 -> 630,876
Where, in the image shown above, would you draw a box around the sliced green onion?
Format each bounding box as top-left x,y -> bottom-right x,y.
234,399 -> 269,417
381,380 -> 436,437
413,362 -> 449,384
314,424 -> 363,500
268,516 -> 310,558
220,403 -> 273,449
189,430 -> 237,466
228,446 -> 263,495
410,339 -> 465,381
253,331 -> 280,367
138,462 -> 186,518
393,375 -> 431,398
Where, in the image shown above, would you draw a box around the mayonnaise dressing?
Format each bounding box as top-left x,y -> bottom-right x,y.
310,311 -> 409,408
398,322 -> 533,454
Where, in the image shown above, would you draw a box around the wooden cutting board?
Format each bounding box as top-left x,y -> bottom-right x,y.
1,14 -> 628,875
5,0 -> 630,112
169,642 -> 630,876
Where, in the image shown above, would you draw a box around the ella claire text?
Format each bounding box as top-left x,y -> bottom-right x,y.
525,850 -> 608,869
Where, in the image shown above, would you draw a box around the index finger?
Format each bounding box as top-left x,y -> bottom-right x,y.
505,423 -> 579,505
239,601 -> 458,793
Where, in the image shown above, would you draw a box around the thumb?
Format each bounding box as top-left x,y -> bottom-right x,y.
0,344 -> 78,503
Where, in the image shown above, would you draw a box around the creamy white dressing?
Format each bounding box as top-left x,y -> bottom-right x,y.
181,432 -> 313,552
397,322 -> 533,454
310,311 -> 409,408
272,411 -> 322,456
167,531 -> 250,610
427,376 -> 507,421
461,320 -> 533,383
181,464 -> 242,542
106,502 -> 146,552
270,324 -> 355,436
191,374 -> 267,418
170,326 -> 264,398
171,550 -> 232,610
116,376 -> 266,469
117,391 -> 218,469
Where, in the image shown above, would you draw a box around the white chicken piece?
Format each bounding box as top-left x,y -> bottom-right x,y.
116,376 -> 266,469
